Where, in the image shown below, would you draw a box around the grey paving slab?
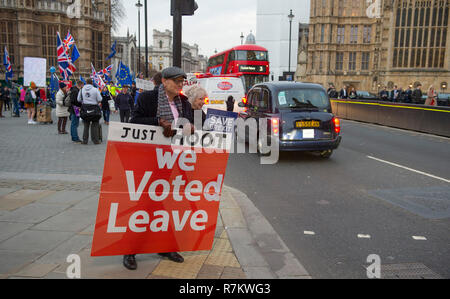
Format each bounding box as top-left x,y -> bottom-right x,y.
0,111 -> 115,176
36,234 -> 92,265
232,243 -> 269,268
220,208 -> 247,229
42,271 -> 69,279
71,194 -> 100,212
0,188 -> 21,197
33,209 -> 96,232
54,249 -> 161,279
0,172 -> 102,183
0,203 -> 68,224
0,230 -> 74,255
12,263 -> 59,278
0,189 -> 56,211
0,250 -> 42,275
0,222 -> 33,243
35,190 -> 96,206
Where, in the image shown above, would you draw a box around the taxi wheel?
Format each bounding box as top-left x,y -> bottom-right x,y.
319,150 -> 333,159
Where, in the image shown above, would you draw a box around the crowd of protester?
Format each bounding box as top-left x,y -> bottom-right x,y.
326,83 -> 444,106
0,67 -> 211,150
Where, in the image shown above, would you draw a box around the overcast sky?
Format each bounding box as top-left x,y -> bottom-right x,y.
119,0 -> 257,58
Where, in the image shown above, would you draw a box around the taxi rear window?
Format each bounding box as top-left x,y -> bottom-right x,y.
277,89 -> 330,109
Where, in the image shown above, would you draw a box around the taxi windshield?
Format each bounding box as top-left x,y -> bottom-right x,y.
276,89 -> 330,110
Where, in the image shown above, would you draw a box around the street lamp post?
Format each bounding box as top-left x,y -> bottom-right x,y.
288,9 -> 295,75
240,32 -> 244,45
136,0 -> 143,76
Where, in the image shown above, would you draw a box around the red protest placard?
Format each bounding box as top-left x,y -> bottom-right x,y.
91,122 -> 231,257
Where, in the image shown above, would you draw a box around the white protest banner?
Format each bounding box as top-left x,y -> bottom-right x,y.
23,57 -> 47,87
136,78 -> 155,91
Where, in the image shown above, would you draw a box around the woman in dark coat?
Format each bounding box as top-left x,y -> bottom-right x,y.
101,86 -> 111,125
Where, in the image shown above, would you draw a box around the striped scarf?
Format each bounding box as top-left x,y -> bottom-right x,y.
157,84 -> 183,123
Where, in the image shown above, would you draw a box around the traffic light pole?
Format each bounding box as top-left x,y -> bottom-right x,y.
173,0 -> 182,68
145,0 -> 149,78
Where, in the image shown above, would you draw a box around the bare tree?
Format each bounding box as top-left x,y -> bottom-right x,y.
111,0 -> 126,34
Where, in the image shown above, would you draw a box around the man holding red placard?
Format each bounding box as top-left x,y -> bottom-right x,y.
91,67 -> 231,272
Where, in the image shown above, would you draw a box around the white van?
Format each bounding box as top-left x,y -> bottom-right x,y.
193,76 -> 246,113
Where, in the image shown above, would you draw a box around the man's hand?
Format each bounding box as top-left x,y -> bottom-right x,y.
159,118 -> 176,138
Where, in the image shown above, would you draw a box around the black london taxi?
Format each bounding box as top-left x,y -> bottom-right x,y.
238,82 -> 342,158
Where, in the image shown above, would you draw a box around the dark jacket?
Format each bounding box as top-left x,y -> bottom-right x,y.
68,86 -> 81,114
412,89 -> 423,104
101,92 -> 112,111
379,90 -> 389,101
339,89 -> 348,99
130,89 -> 194,126
115,93 -> 133,111
0,86 -> 7,101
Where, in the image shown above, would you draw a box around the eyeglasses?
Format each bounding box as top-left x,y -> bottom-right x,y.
171,79 -> 185,85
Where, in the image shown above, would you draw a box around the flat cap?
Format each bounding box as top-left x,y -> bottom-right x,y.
162,67 -> 187,79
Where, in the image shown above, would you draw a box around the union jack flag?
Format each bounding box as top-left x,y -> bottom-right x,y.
63,30 -> 75,53
97,65 -> 112,77
3,46 -> 13,82
57,32 -> 76,80
91,63 -> 105,90
3,47 -> 12,73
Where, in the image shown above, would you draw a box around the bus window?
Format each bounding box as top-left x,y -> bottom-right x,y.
235,50 -> 268,61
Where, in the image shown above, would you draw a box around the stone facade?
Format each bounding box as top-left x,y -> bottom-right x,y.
305,0 -> 449,94
111,31 -> 137,79
142,29 -> 208,74
0,0 -> 112,82
295,23 -> 309,81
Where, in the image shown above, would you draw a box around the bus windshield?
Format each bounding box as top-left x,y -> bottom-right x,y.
232,50 -> 268,61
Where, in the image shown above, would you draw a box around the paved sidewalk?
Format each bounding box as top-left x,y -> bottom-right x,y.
0,183 -> 247,279
0,112 -> 310,279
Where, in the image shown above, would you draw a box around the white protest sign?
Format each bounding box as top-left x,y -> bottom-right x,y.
23,57 -> 47,87
136,78 -> 155,91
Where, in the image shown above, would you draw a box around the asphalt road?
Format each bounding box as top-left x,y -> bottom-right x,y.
224,120 -> 450,279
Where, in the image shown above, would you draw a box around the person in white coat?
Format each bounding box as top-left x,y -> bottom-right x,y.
77,78 -> 103,144
55,82 -> 70,134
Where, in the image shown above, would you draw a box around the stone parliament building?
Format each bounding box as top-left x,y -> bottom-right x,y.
0,0 -> 112,82
304,0 -> 449,94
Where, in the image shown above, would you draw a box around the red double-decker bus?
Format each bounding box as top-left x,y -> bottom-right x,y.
206,44 -> 270,92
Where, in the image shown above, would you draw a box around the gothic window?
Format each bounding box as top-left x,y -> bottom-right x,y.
337,25 -> 345,44
363,25 -> 372,43
92,31 -> 104,69
320,24 -> 325,43
350,25 -> 358,44
393,0 -> 448,69
41,24 -> 57,68
0,21 -> 17,67
348,52 -> 356,70
361,52 -> 370,70
335,52 -> 344,70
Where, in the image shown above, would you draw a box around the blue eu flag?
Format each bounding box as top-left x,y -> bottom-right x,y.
49,73 -> 59,100
115,61 -> 132,86
106,41 -> 117,61
71,44 -> 80,63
